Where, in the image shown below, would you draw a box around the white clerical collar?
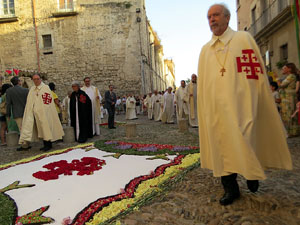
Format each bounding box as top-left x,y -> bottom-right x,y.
35,82 -> 44,90
209,27 -> 235,46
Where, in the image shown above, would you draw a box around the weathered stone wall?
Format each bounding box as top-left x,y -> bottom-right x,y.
0,0 -> 168,99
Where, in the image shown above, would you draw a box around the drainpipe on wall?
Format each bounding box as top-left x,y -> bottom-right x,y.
31,0 -> 41,72
137,10 -> 146,94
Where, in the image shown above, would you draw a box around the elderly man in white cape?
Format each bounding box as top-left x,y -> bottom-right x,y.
82,77 -> 102,136
126,94 -> 138,120
174,80 -> 189,121
198,4 -> 292,206
161,87 -> 175,124
151,90 -> 161,121
19,74 -> 64,151
186,74 -> 198,127
144,93 -> 153,119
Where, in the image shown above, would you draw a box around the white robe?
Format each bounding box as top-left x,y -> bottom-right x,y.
62,96 -> 71,126
82,85 -> 101,135
126,97 -> 137,120
19,83 -> 64,143
197,27 -> 292,180
161,92 -> 174,123
186,82 -> 198,127
175,87 -> 189,120
144,95 -> 153,119
151,94 -> 161,121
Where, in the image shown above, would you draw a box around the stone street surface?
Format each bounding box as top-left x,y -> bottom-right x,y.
1,114 -> 300,225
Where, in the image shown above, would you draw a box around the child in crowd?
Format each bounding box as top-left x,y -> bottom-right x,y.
270,81 -> 281,112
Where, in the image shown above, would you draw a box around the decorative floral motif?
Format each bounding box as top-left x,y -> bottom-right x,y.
137,146 -> 158,152
104,141 -> 119,145
15,206 -> 54,225
32,157 -> 106,181
172,146 -> 191,151
72,153 -> 200,225
0,144 -> 93,171
115,144 -> 132,150
71,155 -> 187,225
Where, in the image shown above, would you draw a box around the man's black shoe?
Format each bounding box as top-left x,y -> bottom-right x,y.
16,146 -> 31,151
40,141 -> 52,151
40,146 -> 52,151
109,127 -> 116,129
219,191 -> 240,206
247,180 -> 259,193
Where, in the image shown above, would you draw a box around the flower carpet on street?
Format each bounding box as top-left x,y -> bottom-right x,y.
0,141 -> 200,225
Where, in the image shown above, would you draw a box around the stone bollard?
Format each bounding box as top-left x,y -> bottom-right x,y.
178,119 -> 189,132
6,131 -> 19,147
63,126 -> 75,143
125,123 -> 137,138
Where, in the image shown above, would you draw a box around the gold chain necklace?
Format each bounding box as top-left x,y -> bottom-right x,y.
214,39 -> 231,76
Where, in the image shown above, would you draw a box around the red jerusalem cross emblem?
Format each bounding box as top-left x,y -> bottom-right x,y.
42,93 -> 52,104
236,49 -> 262,80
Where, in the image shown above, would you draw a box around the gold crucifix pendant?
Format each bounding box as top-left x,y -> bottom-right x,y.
220,68 -> 226,76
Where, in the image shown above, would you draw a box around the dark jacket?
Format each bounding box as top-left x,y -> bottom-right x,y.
6,85 -> 29,118
104,90 -> 117,108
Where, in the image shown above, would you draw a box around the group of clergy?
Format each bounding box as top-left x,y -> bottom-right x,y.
141,74 -> 198,127
18,75 -> 103,153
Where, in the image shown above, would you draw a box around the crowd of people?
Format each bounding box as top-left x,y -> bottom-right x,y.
116,74 -> 199,128
0,62 -> 299,151
0,75 -> 118,150
269,63 -> 300,137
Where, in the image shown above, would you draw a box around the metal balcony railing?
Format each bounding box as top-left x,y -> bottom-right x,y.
248,0 -> 290,36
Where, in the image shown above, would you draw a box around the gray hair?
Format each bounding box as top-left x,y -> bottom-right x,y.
71,81 -> 80,87
210,3 -> 231,17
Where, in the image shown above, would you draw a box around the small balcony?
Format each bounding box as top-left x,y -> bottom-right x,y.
248,0 -> 291,38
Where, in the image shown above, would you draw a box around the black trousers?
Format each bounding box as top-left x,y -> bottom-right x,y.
107,105 -> 115,128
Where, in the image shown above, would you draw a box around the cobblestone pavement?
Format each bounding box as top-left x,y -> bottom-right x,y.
1,114 -> 300,225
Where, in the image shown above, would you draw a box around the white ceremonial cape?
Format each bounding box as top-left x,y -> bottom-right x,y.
186,82 -> 198,127
126,97 -> 137,120
197,27 -> 292,180
161,92 -> 174,123
151,94 -> 161,121
82,85 -> 101,135
158,94 -> 164,121
19,83 -> 64,143
175,86 -> 189,120
144,95 -> 153,119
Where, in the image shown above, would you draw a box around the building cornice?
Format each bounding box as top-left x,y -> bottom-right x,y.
254,7 -> 293,44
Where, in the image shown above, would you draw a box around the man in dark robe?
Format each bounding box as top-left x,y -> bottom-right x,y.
104,84 -> 117,129
70,81 -> 93,143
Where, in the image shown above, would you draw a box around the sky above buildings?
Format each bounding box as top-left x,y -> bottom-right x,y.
145,1 -> 238,86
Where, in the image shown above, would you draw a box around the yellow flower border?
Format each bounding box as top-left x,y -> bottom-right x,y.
0,143 -> 93,170
86,153 -> 200,225
0,144 -> 200,225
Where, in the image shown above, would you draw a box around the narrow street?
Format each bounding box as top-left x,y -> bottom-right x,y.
1,114 -> 299,225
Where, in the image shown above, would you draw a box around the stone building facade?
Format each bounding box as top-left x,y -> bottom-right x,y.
164,59 -> 175,90
0,0 -> 173,97
237,0 -> 299,74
